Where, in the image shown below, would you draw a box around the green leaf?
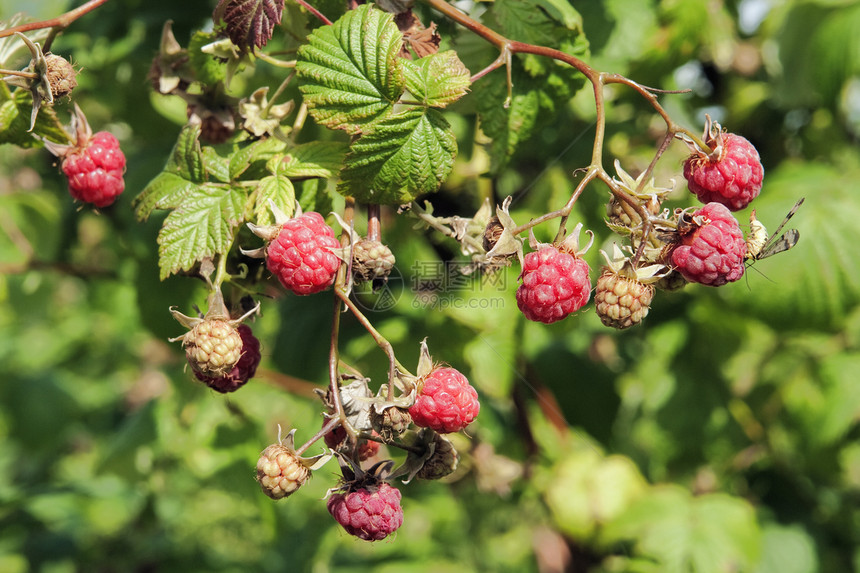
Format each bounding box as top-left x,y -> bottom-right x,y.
254,174 -> 295,226
0,83 -> 68,147
603,486 -> 760,573
156,184 -> 246,279
753,524 -> 817,573
296,4 -> 405,134
165,124 -> 205,183
295,178 -> 332,215
724,162 -> 860,329
402,50 -> 471,108
228,138 -> 261,181
337,107 -> 456,204
133,172 -> 198,221
815,352 -> 860,445
201,146 -> 231,183
279,141 -> 347,178
475,66 -> 542,172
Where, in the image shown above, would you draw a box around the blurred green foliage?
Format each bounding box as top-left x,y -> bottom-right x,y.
1,0 -> 860,572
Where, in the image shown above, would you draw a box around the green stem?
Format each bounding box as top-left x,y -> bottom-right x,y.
255,52 -> 296,69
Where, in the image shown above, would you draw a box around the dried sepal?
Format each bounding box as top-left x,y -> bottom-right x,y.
4,32 -> 52,131
239,86 -> 294,137
149,21 -> 191,94
391,428 -> 459,483
599,243 -> 670,285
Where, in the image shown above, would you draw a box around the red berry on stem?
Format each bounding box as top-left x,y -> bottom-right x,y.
62,131 -> 126,208
410,367 -> 479,434
327,482 -> 404,541
670,202 -> 747,286
516,246 -> 591,324
684,132 -> 763,212
266,212 -> 341,295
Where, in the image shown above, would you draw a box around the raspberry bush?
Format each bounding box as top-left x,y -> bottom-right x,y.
3,1 -> 859,572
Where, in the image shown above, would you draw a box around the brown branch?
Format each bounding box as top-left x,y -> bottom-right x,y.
0,0 -> 113,41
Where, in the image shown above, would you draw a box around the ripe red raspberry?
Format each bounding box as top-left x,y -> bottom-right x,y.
410,367 -> 479,434
256,443 -> 311,499
670,202 -> 746,286
266,212 -> 340,295
684,132 -> 763,212
194,324 -> 260,392
516,246 -> 591,324
594,271 -> 654,330
61,131 -> 126,208
327,482 -> 403,541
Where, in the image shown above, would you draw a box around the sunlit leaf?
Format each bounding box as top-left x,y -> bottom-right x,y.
337,107 -> 456,204
296,4 -> 405,134
157,184 -> 246,279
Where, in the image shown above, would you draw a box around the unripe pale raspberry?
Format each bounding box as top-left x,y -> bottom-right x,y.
516,246 -> 591,324
417,433 -> 459,480
410,367 -> 480,434
256,444 -> 311,499
266,212 -> 340,295
594,270 -> 655,329
684,133 -> 763,211
670,202 -> 746,286
352,238 -> 396,283
62,131 -> 126,208
194,324 -> 260,392
183,318 -> 243,376
327,482 -> 403,541
45,54 -> 77,99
